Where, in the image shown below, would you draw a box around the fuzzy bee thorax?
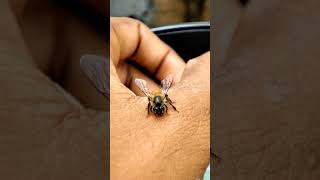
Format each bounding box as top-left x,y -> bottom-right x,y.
151,89 -> 162,96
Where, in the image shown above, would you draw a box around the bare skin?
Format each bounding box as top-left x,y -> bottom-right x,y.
0,1 -> 210,180
0,1 -> 107,179
110,17 -> 210,179
214,0 -> 320,179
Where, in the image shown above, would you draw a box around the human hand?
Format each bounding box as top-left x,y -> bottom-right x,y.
110,17 -> 210,179
0,1 -> 106,179
214,0 -> 320,179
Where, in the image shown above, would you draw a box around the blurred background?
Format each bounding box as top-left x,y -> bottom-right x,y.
110,0 -> 210,27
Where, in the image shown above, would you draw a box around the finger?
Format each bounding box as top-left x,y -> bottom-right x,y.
110,60 -> 135,97
110,58 -> 160,98
181,52 -> 210,85
128,67 -> 160,97
116,63 -> 160,96
110,17 -> 185,83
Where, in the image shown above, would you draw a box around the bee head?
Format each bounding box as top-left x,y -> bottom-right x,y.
153,105 -> 165,116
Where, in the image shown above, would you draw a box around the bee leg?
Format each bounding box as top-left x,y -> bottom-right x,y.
165,95 -> 178,112
147,101 -> 151,115
164,104 -> 168,113
169,97 -> 175,104
169,102 -> 178,112
166,95 -> 176,104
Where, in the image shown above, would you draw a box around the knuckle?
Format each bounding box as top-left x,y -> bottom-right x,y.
119,17 -> 143,26
111,17 -> 144,29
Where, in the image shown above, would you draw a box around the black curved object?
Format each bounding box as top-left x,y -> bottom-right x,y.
152,21 -> 210,61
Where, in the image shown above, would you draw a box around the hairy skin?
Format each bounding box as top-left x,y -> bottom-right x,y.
213,0 -> 320,179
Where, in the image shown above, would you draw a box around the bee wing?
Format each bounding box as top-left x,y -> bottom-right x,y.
80,54 -> 108,98
134,79 -> 152,98
161,74 -> 174,95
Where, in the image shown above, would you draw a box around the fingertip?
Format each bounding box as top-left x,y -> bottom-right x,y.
155,50 -> 186,83
180,52 -> 210,83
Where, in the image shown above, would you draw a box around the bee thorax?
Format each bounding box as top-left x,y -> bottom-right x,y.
152,90 -> 162,96
153,96 -> 162,105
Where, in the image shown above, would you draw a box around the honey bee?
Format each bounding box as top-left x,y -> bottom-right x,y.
80,54 -> 178,117
135,74 -> 178,116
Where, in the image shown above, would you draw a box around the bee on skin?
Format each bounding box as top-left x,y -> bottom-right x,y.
135,74 -> 178,116
79,54 -> 178,117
